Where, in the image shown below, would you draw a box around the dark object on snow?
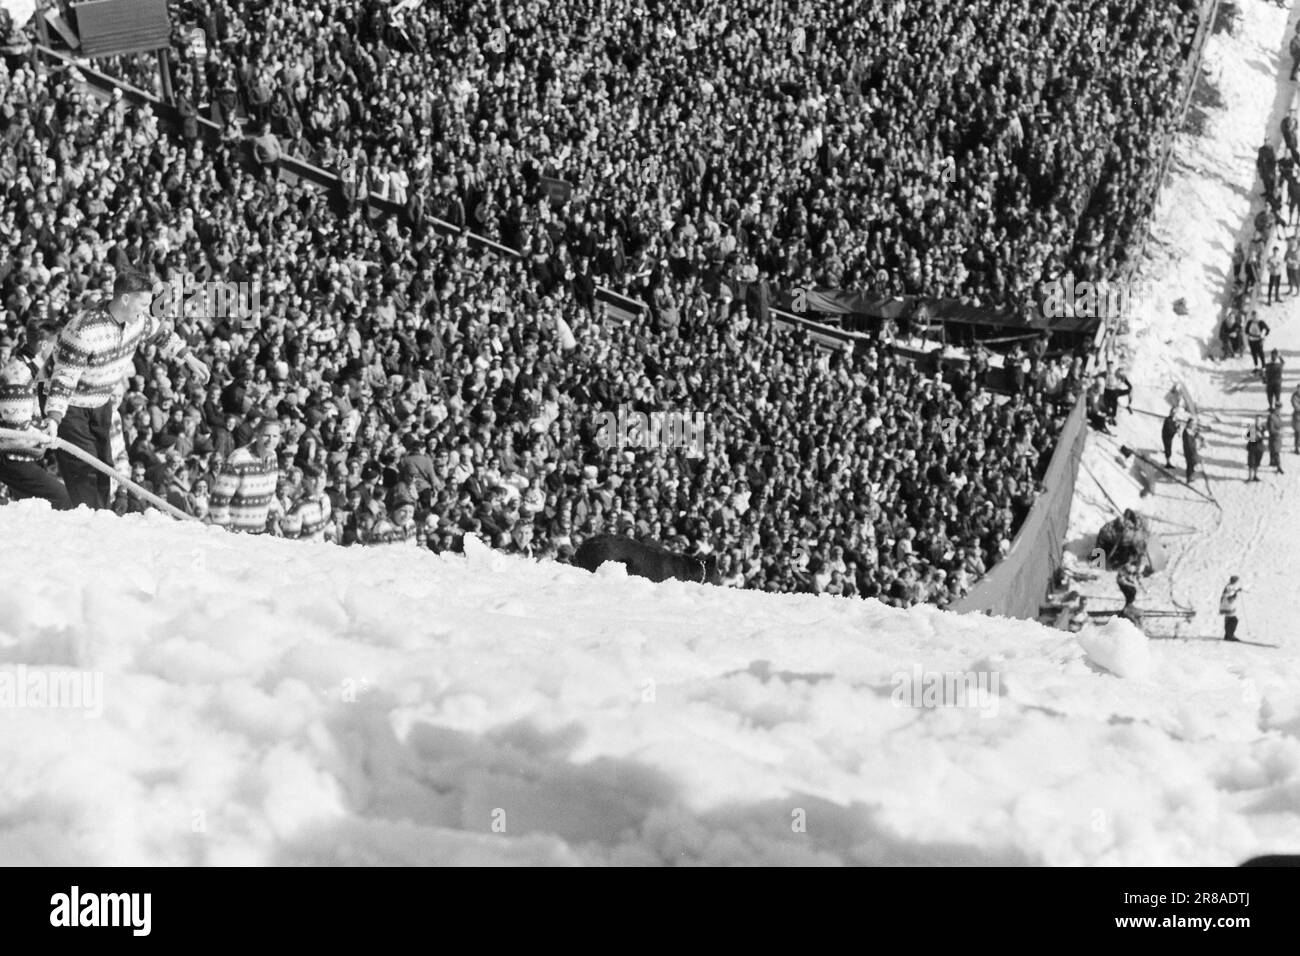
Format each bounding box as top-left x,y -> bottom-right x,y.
1096,509 -> 1151,569
573,533 -> 716,585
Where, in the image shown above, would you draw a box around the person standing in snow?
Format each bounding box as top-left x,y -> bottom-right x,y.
1182,420 -> 1204,482
1267,406 -> 1286,474
1161,407 -> 1181,468
1260,140 -> 1279,198
1245,417 -> 1265,482
1116,560 -> 1140,610
1220,309 -> 1243,359
1101,362 -> 1132,423
1245,312 -> 1270,372
208,417 -> 283,534
1265,350 -> 1285,409
1220,576 -> 1246,642
1086,378 -> 1112,433
41,269 -> 210,509
1291,382 -> 1300,453
1067,594 -> 1090,633
1267,246 -> 1285,304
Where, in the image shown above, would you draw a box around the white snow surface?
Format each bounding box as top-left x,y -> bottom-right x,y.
1076,619 -> 1152,680
1067,2 -> 1300,645
4,0 -> 1300,867
2,502 -> 1299,866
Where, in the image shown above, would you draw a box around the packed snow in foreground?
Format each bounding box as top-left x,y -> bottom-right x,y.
1,503 -> 1297,865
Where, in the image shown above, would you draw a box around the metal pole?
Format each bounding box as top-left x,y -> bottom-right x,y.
0,428 -> 198,522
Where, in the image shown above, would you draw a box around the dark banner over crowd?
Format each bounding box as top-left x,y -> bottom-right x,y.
776,288 -> 1099,336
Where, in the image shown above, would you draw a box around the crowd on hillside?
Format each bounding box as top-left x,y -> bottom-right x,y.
99,0 -> 1202,315
0,54 -> 1093,606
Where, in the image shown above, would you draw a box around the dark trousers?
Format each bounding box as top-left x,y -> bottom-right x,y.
1120,583 -> 1137,606
1102,386 -> 1130,418
1224,615 -> 1238,640
0,455 -> 73,509
1269,274 -> 1283,303
1249,339 -> 1266,368
55,402 -> 115,510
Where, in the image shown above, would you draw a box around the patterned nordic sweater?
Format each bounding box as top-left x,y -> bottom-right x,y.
46,298 -> 190,420
0,348 -> 47,461
210,446 -> 281,533
283,493 -> 332,542
367,517 -> 418,545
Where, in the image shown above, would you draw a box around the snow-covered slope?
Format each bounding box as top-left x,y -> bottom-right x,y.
2,502 -> 1297,866
1067,0 -> 1300,647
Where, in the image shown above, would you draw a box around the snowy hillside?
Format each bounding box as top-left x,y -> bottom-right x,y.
1067,2 -> 1300,644
2,501 -> 1298,866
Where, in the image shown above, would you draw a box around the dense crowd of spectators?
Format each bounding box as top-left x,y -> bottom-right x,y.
0,51 -> 1093,606
128,0 -> 1203,315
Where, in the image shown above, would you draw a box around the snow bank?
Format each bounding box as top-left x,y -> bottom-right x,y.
1077,619 -> 1152,680
2,501 -> 1298,866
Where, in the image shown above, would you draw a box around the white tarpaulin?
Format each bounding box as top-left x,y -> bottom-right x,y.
0,0 -> 34,27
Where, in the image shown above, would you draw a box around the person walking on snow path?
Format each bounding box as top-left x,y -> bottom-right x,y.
1220,576 -> 1246,642
1182,419 -> 1205,482
1245,312 -> 1270,372
1268,406 -> 1286,473
1265,349 -> 1285,408
1246,417 -> 1265,482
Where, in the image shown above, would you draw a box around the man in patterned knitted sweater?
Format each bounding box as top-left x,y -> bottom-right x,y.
281,462 -> 333,542
0,318 -> 71,508
209,417 -> 283,534
42,269 -> 210,509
